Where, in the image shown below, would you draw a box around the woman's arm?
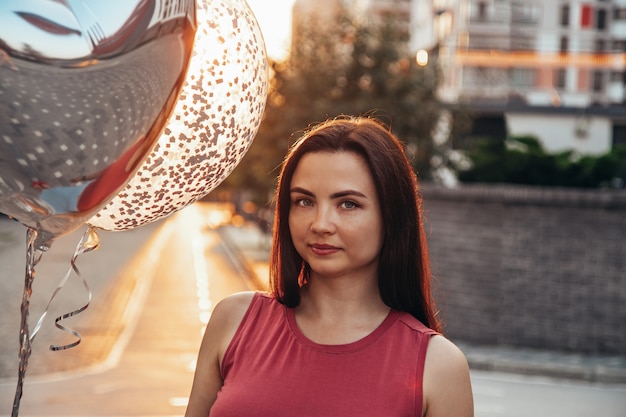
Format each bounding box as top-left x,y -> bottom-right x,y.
422,335 -> 474,417
185,292 -> 255,417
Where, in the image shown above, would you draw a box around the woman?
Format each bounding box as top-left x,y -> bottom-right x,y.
186,116 -> 474,417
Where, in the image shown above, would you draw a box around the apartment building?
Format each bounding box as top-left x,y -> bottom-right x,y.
414,0 -> 626,154
291,0 -> 626,154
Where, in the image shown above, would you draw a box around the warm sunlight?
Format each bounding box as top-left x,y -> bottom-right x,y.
246,0 -> 295,60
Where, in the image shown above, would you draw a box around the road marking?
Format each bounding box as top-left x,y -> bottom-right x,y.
471,370 -> 626,391
192,235 -> 212,325
169,396 -> 189,407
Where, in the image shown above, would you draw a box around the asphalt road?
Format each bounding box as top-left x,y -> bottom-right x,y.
0,217 -> 162,380
0,203 -> 251,416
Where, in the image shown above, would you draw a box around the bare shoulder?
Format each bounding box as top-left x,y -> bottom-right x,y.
425,335 -> 469,374
185,292 -> 258,417
208,291 -> 257,343
211,291 -> 257,323
198,291 -> 257,356
423,335 -> 474,417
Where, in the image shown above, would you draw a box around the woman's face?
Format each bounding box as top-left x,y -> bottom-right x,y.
288,151 -> 384,282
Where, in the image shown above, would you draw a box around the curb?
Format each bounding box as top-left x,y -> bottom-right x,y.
215,226 -> 267,291
460,343 -> 626,384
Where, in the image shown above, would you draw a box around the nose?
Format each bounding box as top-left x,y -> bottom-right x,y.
310,205 -> 336,234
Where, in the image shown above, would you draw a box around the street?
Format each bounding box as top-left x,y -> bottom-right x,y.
0,203 -> 250,416
472,371 -> 626,416
0,202 -> 625,416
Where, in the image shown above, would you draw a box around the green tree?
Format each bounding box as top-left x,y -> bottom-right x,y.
220,7 -> 449,204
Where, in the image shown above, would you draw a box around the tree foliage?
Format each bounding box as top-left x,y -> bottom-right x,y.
219,8 -> 446,204
457,135 -> 626,188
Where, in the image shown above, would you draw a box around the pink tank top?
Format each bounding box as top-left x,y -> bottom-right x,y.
210,292 -> 437,417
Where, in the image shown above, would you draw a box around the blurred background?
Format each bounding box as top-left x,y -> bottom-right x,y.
1,1 -> 626,416
233,0 -> 626,200
225,0 -> 626,358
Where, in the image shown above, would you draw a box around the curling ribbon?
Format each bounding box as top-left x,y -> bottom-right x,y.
30,226 -> 100,350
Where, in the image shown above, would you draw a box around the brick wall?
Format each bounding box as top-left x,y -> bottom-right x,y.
421,183 -> 626,355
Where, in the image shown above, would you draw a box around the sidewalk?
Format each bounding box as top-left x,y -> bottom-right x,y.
217,221 -> 626,385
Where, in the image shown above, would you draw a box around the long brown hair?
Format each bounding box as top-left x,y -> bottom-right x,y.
269,116 -> 440,332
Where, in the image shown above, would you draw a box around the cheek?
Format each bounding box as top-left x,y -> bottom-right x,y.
376,220 -> 385,248
288,212 -> 297,234
362,226 -> 384,252
359,217 -> 384,254
288,213 -> 305,242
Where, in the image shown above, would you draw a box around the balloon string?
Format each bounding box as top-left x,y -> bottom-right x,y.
30,227 -> 100,350
12,228 -> 44,417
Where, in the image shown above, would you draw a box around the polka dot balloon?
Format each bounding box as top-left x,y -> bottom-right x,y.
89,0 -> 268,231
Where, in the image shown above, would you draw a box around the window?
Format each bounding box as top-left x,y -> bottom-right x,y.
612,124 -> 626,147
560,36 -> 569,52
512,3 -> 540,24
592,71 -> 604,92
596,9 -> 607,30
478,1 -> 488,20
611,71 -> 626,85
614,8 -> 626,20
595,39 -> 605,52
581,4 -> 593,28
555,69 -> 567,89
610,71 -> 623,83
511,68 -> 536,87
613,40 -> 626,52
560,4 -> 570,27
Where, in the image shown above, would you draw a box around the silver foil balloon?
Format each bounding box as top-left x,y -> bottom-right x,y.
0,0 -> 197,249
88,0 -> 268,231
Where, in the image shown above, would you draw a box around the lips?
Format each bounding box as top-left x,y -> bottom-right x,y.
309,243 -> 340,256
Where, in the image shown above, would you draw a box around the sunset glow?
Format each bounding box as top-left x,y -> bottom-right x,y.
246,0 -> 295,60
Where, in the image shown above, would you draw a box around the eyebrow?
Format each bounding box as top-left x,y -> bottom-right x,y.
290,187 -> 368,199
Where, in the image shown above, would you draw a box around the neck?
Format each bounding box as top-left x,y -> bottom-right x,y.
298,276 -> 389,321
295,282 -> 390,345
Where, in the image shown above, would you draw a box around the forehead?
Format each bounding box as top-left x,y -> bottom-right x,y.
295,150 -> 368,172
291,151 -> 375,189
